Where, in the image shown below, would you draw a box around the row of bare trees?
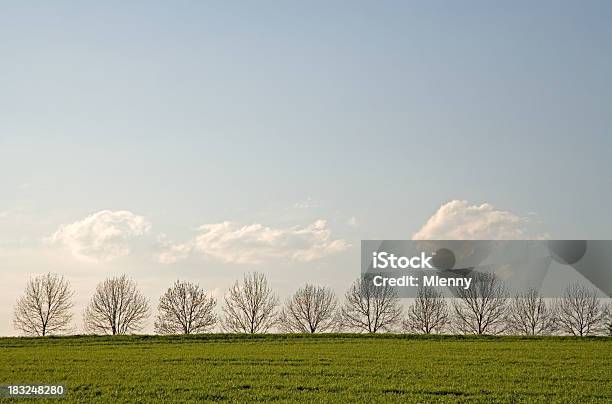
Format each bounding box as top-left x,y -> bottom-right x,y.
12,272 -> 612,337
403,273 -> 611,336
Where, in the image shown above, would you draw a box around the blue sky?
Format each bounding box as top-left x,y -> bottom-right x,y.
1,1 -> 611,335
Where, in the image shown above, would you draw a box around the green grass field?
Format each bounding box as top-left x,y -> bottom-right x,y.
1,334 -> 611,402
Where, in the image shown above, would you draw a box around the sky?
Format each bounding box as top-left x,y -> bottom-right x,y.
1,1 -> 611,335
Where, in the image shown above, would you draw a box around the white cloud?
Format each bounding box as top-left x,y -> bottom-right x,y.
48,210 -> 151,262
159,219 -> 349,265
412,200 -> 548,240
156,233 -> 193,264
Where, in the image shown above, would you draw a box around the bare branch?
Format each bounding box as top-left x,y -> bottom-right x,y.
552,283 -> 605,336
604,301 -> 612,337
340,278 -> 402,333
452,272 -> 508,335
402,286 -> 448,334
155,280 -> 217,334
506,288 -> 553,336
222,272 -> 278,334
83,275 -> 150,335
278,284 -> 337,333
13,273 -> 74,336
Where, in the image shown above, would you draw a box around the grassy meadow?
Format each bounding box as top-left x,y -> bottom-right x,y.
1,334 -> 611,402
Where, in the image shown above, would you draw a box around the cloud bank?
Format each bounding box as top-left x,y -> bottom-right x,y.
48,210 -> 151,262
160,220 -> 349,265
412,200 -> 548,240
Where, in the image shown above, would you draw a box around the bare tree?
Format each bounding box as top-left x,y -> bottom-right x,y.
84,275 -> 150,335
155,280 -> 217,334
13,273 -> 74,336
604,301 -> 612,336
223,272 -> 278,333
278,284 -> 338,333
402,286 -> 448,334
506,288 -> 553,336
553,283 -> 605,336
340,278 -> 402,333
452,272 -> 508,335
